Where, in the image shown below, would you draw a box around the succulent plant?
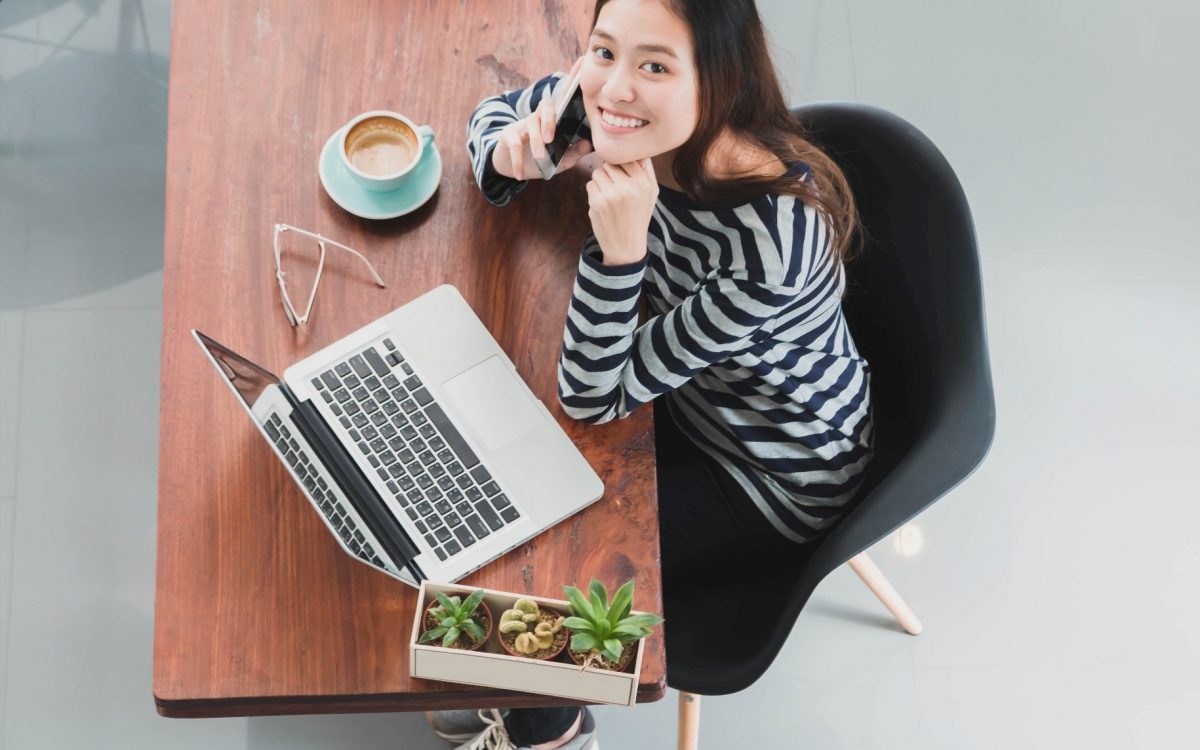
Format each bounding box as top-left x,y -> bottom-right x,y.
418,589 -> 487,648
500,598 -> 564,655
562,577 -> 664,668
499,598 -> 540,634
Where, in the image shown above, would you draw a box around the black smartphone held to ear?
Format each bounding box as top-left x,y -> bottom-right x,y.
534,72 -> 588,181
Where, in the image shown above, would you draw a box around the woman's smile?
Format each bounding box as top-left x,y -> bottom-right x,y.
597,107 -> 650,134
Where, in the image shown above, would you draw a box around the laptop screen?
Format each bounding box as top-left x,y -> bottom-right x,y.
193,331 -> 282,414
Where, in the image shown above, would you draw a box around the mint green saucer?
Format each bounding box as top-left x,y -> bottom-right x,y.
318,128 -> 442,220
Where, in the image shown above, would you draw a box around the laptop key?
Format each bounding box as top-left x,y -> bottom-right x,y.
444,539 -> 461,556
500,506 -> 520,523
427,515 -> 444,530
399,476 -> 415,491
334,388 -> 350,403
387,352 -> 403,367
400,426 -> 417,441
411,438 -> 427,453
364,376 -> 382,392
425,533 -> 439,548
380,452 -> 397,466
478,503 -> 504,531
321,371 -> 340,389
434,547 -> 448,561
351,413 -> 369,428
344,374 -> 361,390
453,525 -> 476,547
363,399 -> 379,414
415,520 -> 428,534
398,448 -> 415,464
404,374 -> 422,390
420,424 -> 437,440
435,527 -> 453,543
429,435 -> 444,451
320,390 -> 333,403
350,354 -> 371,377
344,401 -> 361,416
265,421 -> 280,440
446,513 -> 463,528
467,487 -> 483,503
405,507 -> 420,521
454,501 -> 471,517
456,475 -> 472,489
335,362 -> 351,377
419,451 -> 436,466
482,481 -> 500,497
447,489 -> 464,503
380,423 -> 396,439
389,464 -> 405,479
406,489 -> 423,503
417,475 -> 434,489
384,338 -> 396,351
401,399 -> 418,414
361,425 -> 377,440
401,362 -> 414,375
492,493 -> 511,509
447,462 -> 464,477
330,402 -> 343,416
339,416 -> 352,429
413,388 -> 433,406
466,515 -> 490,540
434,499 -> 452,515
370,438 -> 387,453
383,401 -> 399,416
470,466 -> 492,484
437,476 -> 455,491
416,501 -> 434,517
383,373 -> 400,389
424,404 -> 479,468
412,412 -> 428,427
364,348 -> 389,376
391,413 -> 410,428
430,464 -> 446,478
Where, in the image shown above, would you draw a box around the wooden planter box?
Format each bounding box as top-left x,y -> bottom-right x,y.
409,581 -> 647,707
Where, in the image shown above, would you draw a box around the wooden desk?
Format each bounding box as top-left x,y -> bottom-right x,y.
153,0 -> 663,717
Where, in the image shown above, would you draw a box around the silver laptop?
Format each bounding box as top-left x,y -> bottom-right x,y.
193,284 -> 604,587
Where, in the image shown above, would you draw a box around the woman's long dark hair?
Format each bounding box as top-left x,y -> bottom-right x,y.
591,0 -> 862,266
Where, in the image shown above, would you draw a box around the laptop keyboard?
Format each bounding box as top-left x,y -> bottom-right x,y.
309,337 -> 522,562
263,412 -> 389,571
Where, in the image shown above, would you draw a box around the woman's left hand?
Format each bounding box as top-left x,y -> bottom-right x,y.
585,158 -> 659,266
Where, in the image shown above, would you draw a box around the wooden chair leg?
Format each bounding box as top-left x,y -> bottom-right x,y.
677,691 -> 701,750
847,552 -> 924,635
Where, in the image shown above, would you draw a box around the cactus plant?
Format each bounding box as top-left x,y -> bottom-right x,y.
562,577 -> 663,671
418,589 -> 490,649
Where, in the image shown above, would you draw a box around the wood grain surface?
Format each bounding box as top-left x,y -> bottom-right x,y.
153,0 -> 664,717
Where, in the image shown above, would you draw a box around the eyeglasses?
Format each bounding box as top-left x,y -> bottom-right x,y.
273,223 -> 386,326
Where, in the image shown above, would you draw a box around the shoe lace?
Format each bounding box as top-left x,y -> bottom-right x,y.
462,708 -> 516,750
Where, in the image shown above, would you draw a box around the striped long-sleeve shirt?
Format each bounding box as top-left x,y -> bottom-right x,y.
466,72 -> 873,544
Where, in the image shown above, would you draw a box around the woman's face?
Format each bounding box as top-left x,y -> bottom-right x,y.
580,0 -> 699,167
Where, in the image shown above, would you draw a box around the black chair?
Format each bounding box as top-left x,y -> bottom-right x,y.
669,102 -> 996,749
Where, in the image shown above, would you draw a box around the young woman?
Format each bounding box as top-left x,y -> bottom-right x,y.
431,0 -> 874,747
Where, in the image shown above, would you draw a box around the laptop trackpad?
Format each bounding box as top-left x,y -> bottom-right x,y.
440,356 -> 547,452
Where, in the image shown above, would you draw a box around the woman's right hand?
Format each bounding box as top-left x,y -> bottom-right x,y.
491,57 -> 594,181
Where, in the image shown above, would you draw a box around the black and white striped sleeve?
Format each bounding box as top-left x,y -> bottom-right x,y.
465,72 -> 567,207
557,235 -> 808,424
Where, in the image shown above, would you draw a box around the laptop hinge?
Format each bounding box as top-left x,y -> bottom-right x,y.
285,394 -> 426,583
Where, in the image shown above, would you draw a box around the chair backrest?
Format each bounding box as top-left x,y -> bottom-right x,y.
790,102 -> 997,586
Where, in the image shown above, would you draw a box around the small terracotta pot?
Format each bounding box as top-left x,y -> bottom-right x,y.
565,638 -> 636,673
497,606 -> 569,660
422,595 -> 493,651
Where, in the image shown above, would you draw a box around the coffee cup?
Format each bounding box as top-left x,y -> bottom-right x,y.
338,111 -> 435,192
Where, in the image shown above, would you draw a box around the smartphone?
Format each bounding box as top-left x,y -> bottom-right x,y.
534,72 -> 588,180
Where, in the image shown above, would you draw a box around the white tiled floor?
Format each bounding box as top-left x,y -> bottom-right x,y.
2,0 -> 1198,748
